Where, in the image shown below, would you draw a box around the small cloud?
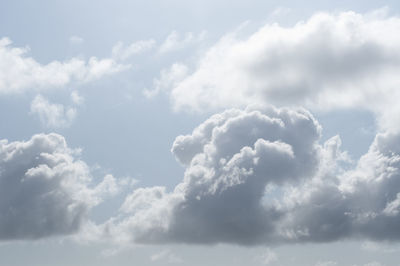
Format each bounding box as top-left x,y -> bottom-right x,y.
361,241 -> 400,253
364,262 -> 384,266
71,90 -> 85,105
315,261 -> 337,266
69,35 -> 84,45
150,249 -> 183,264
30,94 -> 77,128
270,7 -> 291,17
158,30 -> 206,54
260,248 -> 278,265
112,39 -> 156,61
143,63 -> 188,98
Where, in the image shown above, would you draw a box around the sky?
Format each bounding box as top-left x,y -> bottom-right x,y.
1,1 -> 400,265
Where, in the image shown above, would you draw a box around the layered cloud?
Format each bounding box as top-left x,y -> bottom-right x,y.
0,37 -> 128,94
0,133 -> 119,240
103,106 -> 400,246
163,10 -> 400,123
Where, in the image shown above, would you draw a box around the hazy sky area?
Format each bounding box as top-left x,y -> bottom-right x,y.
2,1 -> 400,266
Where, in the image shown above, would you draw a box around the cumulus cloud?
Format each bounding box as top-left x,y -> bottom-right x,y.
112,39 -> 156,61
163,10 -> 400,129
100,106 -> 400,246
0,133 -> 119,240
159,30 -> 206,54
279,130 -> 400,243
0,37 -> 128,94
106,107 -> 323,245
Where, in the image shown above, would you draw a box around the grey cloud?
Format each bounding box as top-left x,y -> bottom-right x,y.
112,107 -> 323,245
276,130 -> 400,243
109,107 -> 400,246
0,133 -> 117,240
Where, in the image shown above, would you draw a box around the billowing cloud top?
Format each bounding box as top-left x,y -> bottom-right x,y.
104,106 -> 400,246
0,134 -> 118,240
2,8 -> 400,250
167,10 -> 400,126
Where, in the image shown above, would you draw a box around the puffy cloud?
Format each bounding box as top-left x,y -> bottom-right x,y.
104,106 -> 400,246
0,133 -> 118,240
280,130 -> 400,243
109,107 -> 323,245
0,37 -> 128,94
159,30 -> 206,54
165,10 -> 400,126
112,39 -> 156,61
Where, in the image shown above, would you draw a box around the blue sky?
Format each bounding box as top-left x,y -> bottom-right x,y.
1,1 -> 400,266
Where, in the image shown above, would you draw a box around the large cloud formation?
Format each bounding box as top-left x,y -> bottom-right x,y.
166,10 -> 400,123
107,107 -> 320,244
0,133 -> 117,240
108,107 -> 400,245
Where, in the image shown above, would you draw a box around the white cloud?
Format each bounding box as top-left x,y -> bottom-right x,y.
144,63 -> 188,98
159,30 -> 206,54
0,133 -> 118,240
30,94 -> 77,128
0,37 -> 128,94
112,39 -> 156,61
30,91 -> 85,128
70,90 -> 85,105
162,10 -> 400,132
